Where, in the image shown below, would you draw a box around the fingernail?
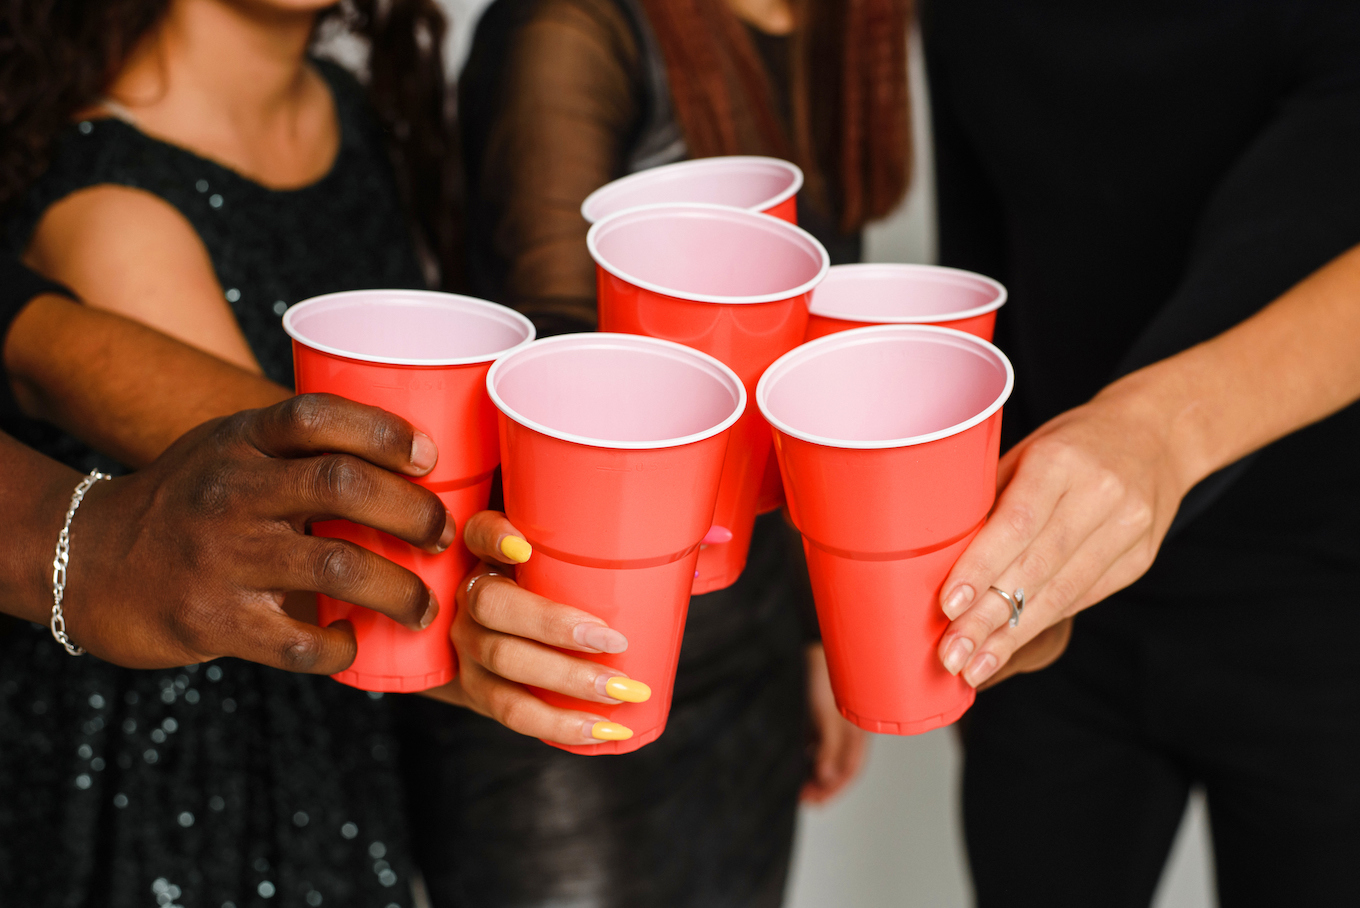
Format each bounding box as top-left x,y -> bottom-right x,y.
410,432 -> 438,473
598,676 -> 651,703
943,584 -> 974,620
436,510 -> 457,552
964,653 -> 999,688
573,623 -> 627,654
499,535 -> 532,564
590,721 -> 633,741
942,636 -> 974,675
419,590 -> 438,630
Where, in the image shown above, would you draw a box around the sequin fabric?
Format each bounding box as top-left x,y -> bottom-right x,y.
0,60 -> 425,906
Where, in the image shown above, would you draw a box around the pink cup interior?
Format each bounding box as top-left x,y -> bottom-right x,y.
489,335 -> 744,447
284,290 -> 533,364
759,326 -> 1012,446
582,157 -> 801,223
810,264 -> 1006,323
589,205 -> 827,301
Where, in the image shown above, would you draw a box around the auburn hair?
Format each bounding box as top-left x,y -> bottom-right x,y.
639,0 -> 912,232
0,0 -> 458,285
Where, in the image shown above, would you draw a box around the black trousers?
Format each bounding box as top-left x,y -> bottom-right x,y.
962,590 -> 1360,908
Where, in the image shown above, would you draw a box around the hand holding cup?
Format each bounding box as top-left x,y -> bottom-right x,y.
422,511 -> 651,748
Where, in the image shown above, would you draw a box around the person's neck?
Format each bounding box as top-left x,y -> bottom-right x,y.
726,0 -> 796,35
103,0 -> 336,189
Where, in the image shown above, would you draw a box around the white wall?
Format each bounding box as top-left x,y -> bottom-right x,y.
437,4 -> 1218,904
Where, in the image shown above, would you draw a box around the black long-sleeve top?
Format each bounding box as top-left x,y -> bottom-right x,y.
921,0 -> 1360,601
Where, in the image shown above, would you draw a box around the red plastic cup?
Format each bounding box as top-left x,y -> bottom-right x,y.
580,156 -> 803,225
757,325 -> 1014,734
487,333 -> 745,754
580,155 -> 805,517
588,203 -> 828,593
805,263 -> 1008,342
284,290 -> 535,692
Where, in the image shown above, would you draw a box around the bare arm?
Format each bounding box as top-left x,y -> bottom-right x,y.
25,185 -> 261,372
939,241 -> 1360,687
4,293 -> 287,467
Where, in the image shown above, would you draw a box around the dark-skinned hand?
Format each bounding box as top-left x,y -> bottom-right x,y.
55,394 -> 454,672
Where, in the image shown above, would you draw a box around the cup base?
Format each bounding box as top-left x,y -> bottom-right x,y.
542,722 -> 667,756
691,560 -> 743,595
329,664 -> 456,694
838,687 -> 975,736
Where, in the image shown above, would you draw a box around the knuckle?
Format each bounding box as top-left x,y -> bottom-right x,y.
212,411 -> 254,450
1091,467 -> 1127,504
397,575 -> 429,623
1004,503 -> 1038,540
1041,575 -> 1080,612
187,470 -> 237,517
571,663 -> 601,695
367,411 -> 406,458
1017,547 -> 1052,582
1029,436 -> 1078,470
309,540 -> 364,589
468,578 -> 509,626
278,630 -> 322,672
492,690 -> 532,731
478,633 -> 513,676
419,496 -> 448,545
278,394 -> 332,441
312,455 -> 369,506
1119,500 -> 1155,533
166,601 -> 219,655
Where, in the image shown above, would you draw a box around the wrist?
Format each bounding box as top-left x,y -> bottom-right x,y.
1092,361 -> 1216,497
0,458 -> 83,626
53,475 -> 121,655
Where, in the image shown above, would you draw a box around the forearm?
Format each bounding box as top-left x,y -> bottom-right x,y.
1100,242 -> 1360,491
3,294 -> 289,467
0,431 -> 81,624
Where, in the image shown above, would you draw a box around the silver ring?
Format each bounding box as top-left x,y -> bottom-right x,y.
988,586 -> 1025,628
464,569 -> 507,598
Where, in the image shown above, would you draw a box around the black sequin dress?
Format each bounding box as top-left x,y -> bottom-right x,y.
0,61 -> 426,908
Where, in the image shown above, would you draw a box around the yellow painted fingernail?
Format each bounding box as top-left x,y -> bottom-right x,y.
499,535 -> 532,563
591,721 -> 633,741
604,677 -> 651,703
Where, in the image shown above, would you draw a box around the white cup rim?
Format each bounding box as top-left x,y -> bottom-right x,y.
486,332 -> 747,450
587,203 -> 830,305
809,263 -> 1009,324
756,324 -> 1015,450
283,289 -> 536,367
580,155 -> 804,224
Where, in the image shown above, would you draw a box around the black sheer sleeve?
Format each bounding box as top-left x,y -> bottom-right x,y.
460,0 -> 642,336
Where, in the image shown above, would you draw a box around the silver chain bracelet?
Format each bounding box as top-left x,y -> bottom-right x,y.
50,469 -> 110,656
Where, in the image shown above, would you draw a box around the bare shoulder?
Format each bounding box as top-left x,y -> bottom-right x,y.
24,184 -> 259,371
26,184 -> 220,313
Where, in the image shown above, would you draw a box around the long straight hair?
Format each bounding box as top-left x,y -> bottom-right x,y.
640,0 -> 912,232
0,0 -> 458,285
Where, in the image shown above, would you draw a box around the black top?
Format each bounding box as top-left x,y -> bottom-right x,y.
458,0 -> 860,337
0,259 -> 74,420
0,61 -> 424,907
921,0 -> 1360,601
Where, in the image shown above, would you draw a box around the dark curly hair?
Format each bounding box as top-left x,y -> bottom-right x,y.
0,0 -> 459,286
